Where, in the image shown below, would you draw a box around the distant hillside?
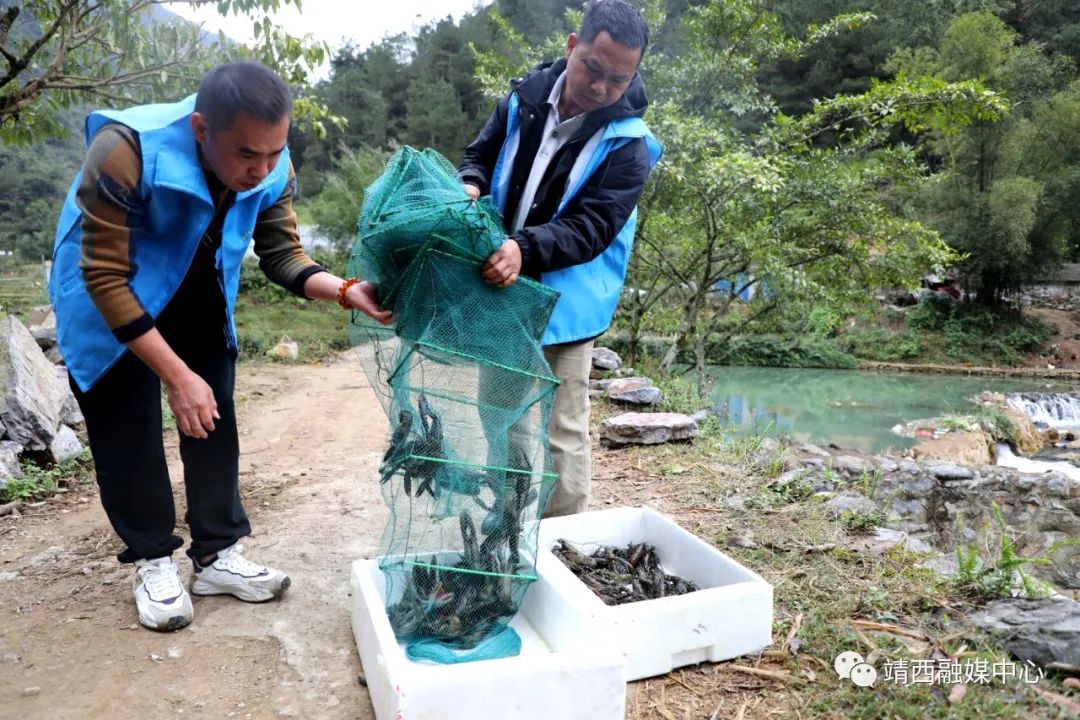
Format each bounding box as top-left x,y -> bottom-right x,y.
0,2 -> 230,46
147,5 -> 236,46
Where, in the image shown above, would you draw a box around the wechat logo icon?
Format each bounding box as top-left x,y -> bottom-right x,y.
834,651 -> 878,688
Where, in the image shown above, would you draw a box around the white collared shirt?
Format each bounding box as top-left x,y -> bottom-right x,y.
510,72 -> 587,233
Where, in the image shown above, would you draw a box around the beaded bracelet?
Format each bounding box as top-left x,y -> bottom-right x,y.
337,277 -> 361,309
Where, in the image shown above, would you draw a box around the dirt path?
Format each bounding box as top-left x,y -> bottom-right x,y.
0,352 -> 391,720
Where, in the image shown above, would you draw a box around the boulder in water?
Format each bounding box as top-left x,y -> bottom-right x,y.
910,430 -> 995,467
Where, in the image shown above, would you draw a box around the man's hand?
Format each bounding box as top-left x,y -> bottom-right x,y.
345,280 -> 394,324
165,369 -> 219,439
464,183 -> 481,201
482,239 -> 522,288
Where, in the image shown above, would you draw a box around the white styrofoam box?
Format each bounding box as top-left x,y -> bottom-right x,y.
536,506 -> 774,681
349,558 -> 626,720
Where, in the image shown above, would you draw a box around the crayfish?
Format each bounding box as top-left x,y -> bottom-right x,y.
386,512 -> 520,647
379,392 -> 448,498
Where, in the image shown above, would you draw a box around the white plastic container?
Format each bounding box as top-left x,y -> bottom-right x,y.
349,558 -> 626,720
536,506 -> 774,681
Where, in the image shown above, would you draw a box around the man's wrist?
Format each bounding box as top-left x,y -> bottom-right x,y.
510,235 -> 532,274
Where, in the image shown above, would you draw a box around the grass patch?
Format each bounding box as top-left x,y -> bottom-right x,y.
1,449 -> 94,503
234,259 -> 352,362
234,297 -> 351,362
0,261 -> 49,322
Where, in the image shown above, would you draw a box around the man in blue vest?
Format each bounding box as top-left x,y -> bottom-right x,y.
459,0 -> 661,517
50,62 -> 391,631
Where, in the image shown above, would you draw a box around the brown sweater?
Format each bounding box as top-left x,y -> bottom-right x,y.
77,124 -> 324,343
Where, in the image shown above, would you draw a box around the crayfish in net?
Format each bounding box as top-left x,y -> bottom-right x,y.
387,512 -> 521,647
379,392 -> 447,498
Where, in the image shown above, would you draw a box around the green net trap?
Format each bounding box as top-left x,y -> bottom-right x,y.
347,147 -> 560,662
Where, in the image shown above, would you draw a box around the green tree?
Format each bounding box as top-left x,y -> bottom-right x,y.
0,0 -> 335,144
893,11 -> 1078,302
476,0 -> 1002,393
305,145 -> 390,253
759,0 -> 1010,117
1002,0 -> 1080,66
404,77 -> 468,158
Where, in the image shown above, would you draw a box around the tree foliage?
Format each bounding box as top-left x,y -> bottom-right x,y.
892,11 -> 1080,302
0,0 -> 335,144
468,0 -> 1003,394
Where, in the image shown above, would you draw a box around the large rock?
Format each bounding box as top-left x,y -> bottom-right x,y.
601,412 -> 697,446
0,316 -> 66,451
27,308 -> 56,350
1003,406 -> 1045,456
910,430 -> 995,467
825,493 -> 879,520
0,441 -> 21,489
607,377 -> 663,406
52,366 -> 83,426
45,425 -> 83,464
970,598 -> 1080,669
44,345 -> 63,365
591,347 -> 623,371
834,455 -> 872,476
979,391 -> 1045,455
26,306 -> 51,327
589,378 -> 615,391
872,463 -> 1080,588
846,527 -> 935,556
924,461 -> 974,480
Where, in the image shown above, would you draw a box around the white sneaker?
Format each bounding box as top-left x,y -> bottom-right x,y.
133,556 -> 194,631
190,543 -> 290,603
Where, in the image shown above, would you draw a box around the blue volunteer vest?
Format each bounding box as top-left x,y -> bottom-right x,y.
491,93 -> 662,346
50,95 -> 292,391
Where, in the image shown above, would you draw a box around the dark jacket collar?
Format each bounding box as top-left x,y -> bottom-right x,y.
510,58 -> 649,136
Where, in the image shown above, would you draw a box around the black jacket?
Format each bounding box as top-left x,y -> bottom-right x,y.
458,58 -> 651,278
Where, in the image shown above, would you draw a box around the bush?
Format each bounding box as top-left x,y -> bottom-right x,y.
849,297 -> 1052,365
1,450 -> 94,503
842,328 -> 923,361
705,334 -> 858,369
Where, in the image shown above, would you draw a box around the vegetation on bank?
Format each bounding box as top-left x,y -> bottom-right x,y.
840,296 -> 1054,367
605,294 -> 1057,371
0,260 -> 50,322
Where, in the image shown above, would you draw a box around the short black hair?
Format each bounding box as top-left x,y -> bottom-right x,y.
579,0 -> 649,56
194,61 -> 292,133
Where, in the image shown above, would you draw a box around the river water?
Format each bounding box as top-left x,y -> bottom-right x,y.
707,366 -> 1077,454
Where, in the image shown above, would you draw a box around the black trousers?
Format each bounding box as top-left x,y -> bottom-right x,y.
71,333 -> 250,563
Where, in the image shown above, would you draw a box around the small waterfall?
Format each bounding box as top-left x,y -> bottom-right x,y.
1007,393 -> 1080,429
997,444 -> 1080,482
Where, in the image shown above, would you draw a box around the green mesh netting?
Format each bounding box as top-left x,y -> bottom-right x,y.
347,147 -> 560,663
